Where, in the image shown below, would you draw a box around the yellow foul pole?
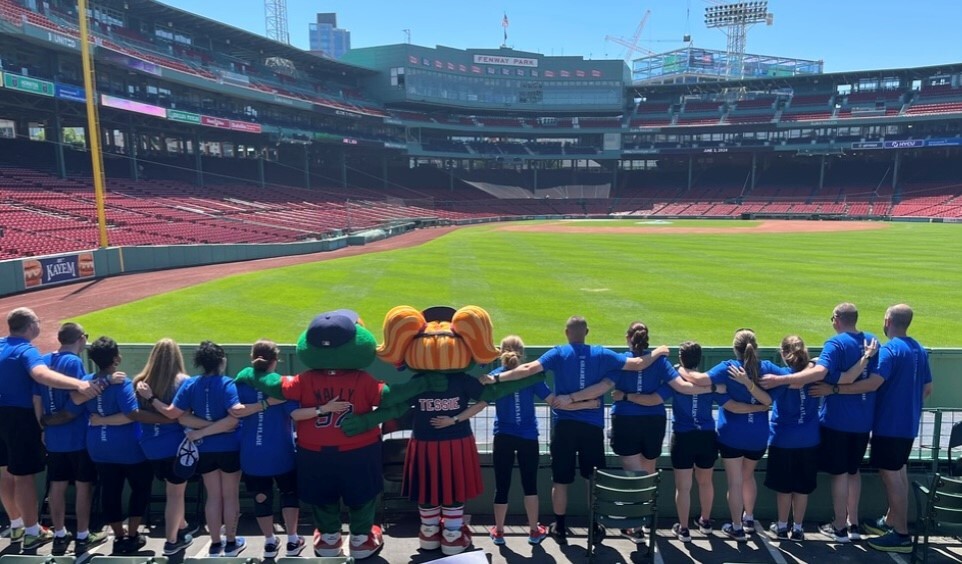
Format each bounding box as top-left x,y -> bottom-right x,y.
76,0 -> 109,248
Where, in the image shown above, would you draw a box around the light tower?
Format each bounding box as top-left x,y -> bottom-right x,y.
264,0 -> 290,44
704,1 -> 772,78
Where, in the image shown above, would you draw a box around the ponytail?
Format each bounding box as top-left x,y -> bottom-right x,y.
733,329 -> 760,383
627,322 -> 649,357
499,335 -> 525,370
780,335 -> 810,373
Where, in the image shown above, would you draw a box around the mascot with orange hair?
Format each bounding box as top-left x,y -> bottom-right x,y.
343,305 -> 543,556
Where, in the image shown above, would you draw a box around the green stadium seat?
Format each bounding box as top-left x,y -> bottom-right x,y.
587,469 -> 661,562
0,556 -> 76,564
912,473 -> 962,563
276,558 -> 354,564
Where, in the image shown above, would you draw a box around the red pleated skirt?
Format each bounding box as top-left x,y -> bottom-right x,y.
402,435 -> 483,506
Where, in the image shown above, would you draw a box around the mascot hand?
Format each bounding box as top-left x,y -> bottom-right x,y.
380,377 -> 431,407
341,403 -> 410,436
479,372 -> 548,403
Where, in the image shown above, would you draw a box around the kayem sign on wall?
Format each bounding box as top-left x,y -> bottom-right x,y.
472,55 -> 538,68
23,252 -> 95,289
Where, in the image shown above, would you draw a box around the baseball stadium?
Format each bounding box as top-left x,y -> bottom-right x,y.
0,0 -> 961,562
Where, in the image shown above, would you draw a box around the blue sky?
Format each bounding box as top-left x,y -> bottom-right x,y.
158,0 -> 961,72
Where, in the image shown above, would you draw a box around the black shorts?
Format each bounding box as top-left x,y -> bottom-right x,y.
151,457 -> 188,485
0,407 -> 45,476
197,451 -> 241,475
718,441 -> 766,461
818,426 -> 870,475
297,443 -> 382,507
550,419 -> 606,484
765,445 -> 818,495
670,430 -> 718,470
870,435 -> 914,471
610,415 -> 666,460
47,450 -> 97,483
244,470 -> 298,499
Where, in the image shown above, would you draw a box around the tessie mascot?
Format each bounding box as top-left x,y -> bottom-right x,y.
235,310 -> 436,560
343,305 -> 544,556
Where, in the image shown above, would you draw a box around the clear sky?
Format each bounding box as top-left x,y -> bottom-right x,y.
158,0 -> 961,73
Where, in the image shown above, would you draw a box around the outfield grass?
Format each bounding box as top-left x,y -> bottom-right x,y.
74,220 -> 962,347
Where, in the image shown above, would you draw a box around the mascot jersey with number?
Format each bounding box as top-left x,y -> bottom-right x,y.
343,305 -> 545,557
235,309 -> 434,560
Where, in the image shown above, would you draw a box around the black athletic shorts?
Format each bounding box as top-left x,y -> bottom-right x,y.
764,445 -> 818,495
718,441 -> 766,461
0,407 -> 45,476
818,426 -> 869,475
47,450 -> 97,483
610,414 -> 666,460
151,457 -> 188,485
550,419 -> 606,484
197,451 -> 241,475
870,435 -> 914,472
670,430 -> 718,470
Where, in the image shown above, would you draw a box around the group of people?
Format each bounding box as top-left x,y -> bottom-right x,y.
0,301 -> 932,558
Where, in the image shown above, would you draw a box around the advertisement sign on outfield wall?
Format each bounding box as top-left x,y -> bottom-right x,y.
22,253 -> 96,289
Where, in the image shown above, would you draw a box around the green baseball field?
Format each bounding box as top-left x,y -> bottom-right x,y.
75,219 -> 962,347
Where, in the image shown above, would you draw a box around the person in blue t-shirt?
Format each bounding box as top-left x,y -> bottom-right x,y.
139,341 -> 244,557
487,335 -> 597,547
760,336 -> 821,542
760,303 -> 878,543
813,304 -> 933,554
228,340 -> 304,559
75,337 -> 153,555
31,323 -> 107,555
679,329 -> 774,543
489,316 -> 669,543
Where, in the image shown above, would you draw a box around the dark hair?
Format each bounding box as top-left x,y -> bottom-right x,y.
250,339 -> 280,371
678,341 -> 702,370
627,322 -> 649,356
57,322 -> 86,345
733,329 -> 760,383
833,302 -> 858,326
780,335 -> 810,372
194,340 -> 226,375
88,336 -> 119,370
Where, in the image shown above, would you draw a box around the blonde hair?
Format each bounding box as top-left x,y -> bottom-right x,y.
780,335 -> 810,372
733,329 -> 761,383
499,335 -> 525,370
377,305 -> 499,371
133,338 -> 187,407
251,339 -> 280,371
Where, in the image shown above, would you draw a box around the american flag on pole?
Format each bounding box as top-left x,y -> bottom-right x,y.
502,13 -> 509,43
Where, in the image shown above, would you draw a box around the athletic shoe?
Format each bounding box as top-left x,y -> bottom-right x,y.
123,535 -> 146,554
52,532 -> 74,555
74,530 -> 107,554
768,523 -> 788,540
620,528 -> 645,544
349,526 -> 384,560
863,517 -> 893,536
696,517 -> 713,535
224,537 -> 247,557
671,523 -> 691,543
528,524 -> 548,545
263,538 -> 280,559
313,530 -> 344,557
548,522 -> 568,544
208,542 -> 224,557
867,530 -> 912,554
286,536 -> 306,556
440,526 -> 472,556
790,528 -> 805,541
848,524 -> 863,540
721,523 -> 747,543
23,528 -> 55,551
489,527 -> 505,546
9,527 -> 25,543
819,523 -> 850,543
742,515 -> 756,533
162,536 -> 193,556
418,524 -> 441,551
180,522 -> 200,540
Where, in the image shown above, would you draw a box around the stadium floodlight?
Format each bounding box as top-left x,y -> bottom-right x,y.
704,0 -> 770,78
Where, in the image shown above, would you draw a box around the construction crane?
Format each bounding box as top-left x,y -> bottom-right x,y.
605,9 -> 654,62
264,0 -> 290,44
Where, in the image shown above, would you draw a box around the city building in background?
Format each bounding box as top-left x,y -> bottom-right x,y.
308,13 -> 350,59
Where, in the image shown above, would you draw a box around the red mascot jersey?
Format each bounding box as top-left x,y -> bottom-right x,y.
281,369 -> 384,452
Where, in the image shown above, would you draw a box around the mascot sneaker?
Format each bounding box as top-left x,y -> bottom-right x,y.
349,526 -> 384,560
441,526 -> 472,556
419,525 -> 441,550
313,530 -> 343,557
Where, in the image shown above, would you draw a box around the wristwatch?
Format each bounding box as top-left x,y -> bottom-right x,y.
452,415 -> 460,423
315,405 -> 323,417
832,385 -> 840,394
710,383 -> 717,393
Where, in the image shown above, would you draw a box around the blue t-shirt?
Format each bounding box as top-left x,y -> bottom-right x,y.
670,384 -> 719,433
411,372 -> 484,441
709,359 -> 782,452
139,378 -> 188,461
0,337 -> 46,408
34,352 -> 88,453
610,352 -> 677,417
539,343 -> 625,428
768,369 -> 821,449
83,375 -> 145,464
172,375 -> 241,453
874,337 -> 932,439
237,383 -> 297,476
491,366 -> 551,441
818,331 -> 878,433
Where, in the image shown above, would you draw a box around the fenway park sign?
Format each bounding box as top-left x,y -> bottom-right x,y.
473,55 -> 539,68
